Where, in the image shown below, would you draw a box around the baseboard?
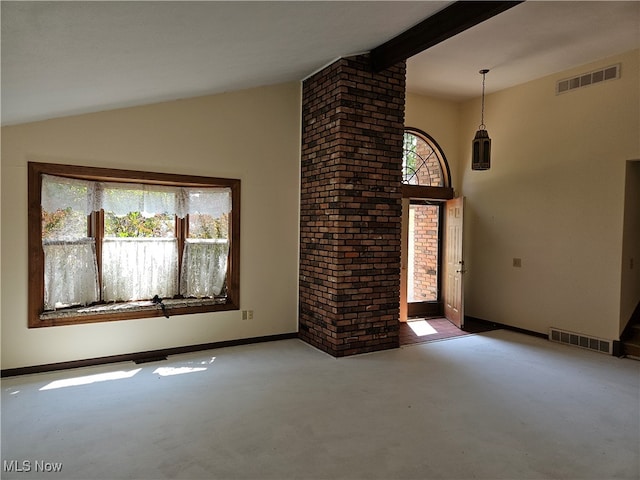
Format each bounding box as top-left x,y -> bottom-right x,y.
466,315 -> 630,357
1,332 -> 299,378
464,316 -> 548,339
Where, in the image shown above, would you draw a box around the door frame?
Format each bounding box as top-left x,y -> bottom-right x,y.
400,128 -> 453,322
400,185 -> 454,322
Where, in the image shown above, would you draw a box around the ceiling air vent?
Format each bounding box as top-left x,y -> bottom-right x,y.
549,327 -> 612,355
556,63 -> 620,95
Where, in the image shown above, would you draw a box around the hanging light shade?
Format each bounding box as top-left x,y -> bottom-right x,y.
472,69 -> 491,170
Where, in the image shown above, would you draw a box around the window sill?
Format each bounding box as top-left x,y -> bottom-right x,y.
35,297 -> 235,327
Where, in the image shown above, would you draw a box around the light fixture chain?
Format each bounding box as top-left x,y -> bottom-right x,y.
481,72 -> 486,128
479,69 -> 488,130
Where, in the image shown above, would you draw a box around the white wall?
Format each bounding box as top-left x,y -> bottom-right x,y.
1,82 -> 302,369
459,50 -> 640,340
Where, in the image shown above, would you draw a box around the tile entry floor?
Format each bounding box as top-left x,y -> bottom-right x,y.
399,317 -> 498,346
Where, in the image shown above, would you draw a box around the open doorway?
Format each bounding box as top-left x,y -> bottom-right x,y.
405,199 -> 442,318
400,129 -> 474,345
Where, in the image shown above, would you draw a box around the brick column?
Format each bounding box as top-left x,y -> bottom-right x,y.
299,55 -> 406,357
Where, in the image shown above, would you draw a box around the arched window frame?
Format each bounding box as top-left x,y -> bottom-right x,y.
402,127 -> 452,188
401,128 -> 453,201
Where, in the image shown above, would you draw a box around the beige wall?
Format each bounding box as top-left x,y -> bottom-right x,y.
404,93 -> 461,192
4,50 -> 639,369
458,49 -> 640,340
1,82 -> 301,369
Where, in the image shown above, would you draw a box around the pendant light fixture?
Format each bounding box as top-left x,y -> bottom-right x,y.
472,69 -> 491,170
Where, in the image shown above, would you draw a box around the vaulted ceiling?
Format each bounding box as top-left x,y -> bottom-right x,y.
2,1 -> 638,126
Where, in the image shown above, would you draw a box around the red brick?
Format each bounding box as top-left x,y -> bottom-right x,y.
299,55 -> 405,357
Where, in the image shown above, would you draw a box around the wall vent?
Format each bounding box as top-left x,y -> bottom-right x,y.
556,63 -> 620,95
549,327 -> 612,355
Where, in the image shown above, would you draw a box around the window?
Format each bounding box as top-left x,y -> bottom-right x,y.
402,129 -> 449,187
28,162 -> 240,328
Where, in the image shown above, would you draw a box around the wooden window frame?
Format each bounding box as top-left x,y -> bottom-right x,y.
28,162 -> 241,328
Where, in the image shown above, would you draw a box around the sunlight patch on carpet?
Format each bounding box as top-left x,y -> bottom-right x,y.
407,319 -> 437,336
40,368 -> 142,391
153,366 -> 208,376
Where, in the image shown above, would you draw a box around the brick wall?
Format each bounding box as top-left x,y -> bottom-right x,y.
415,139 -> 443,187
299,55 -> 406,356
409,204 -> 439,302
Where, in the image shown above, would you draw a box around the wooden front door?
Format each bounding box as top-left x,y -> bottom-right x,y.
443,197 -> 465,328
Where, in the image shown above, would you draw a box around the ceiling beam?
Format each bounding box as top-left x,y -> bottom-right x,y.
370,1 -> 524,72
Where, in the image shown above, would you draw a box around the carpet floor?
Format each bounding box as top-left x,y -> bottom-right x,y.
2,330 -> 639,480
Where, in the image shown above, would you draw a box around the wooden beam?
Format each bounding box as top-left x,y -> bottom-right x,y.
370,1 -> 524,72
401,185 -> 454,200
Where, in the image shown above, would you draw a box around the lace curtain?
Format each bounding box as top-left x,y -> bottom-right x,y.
182,189 -> 231,217
42,175 -> 95,216
41,175 -> 231,310
43,239 -> 99,309
99,183 -> 179,218
180,240 -> 229,298
102,238 -> 178,302
42,175 -> 232,219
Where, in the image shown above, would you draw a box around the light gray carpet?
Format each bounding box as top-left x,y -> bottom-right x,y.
2,330 -> 639,480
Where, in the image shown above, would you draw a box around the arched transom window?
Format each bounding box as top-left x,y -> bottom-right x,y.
402,130 -> 449,187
